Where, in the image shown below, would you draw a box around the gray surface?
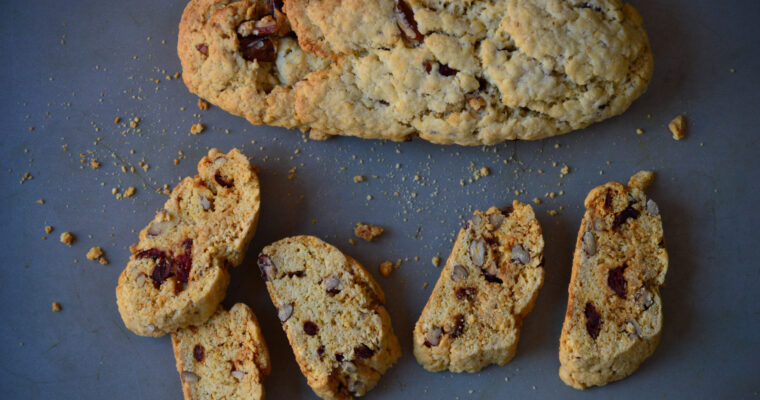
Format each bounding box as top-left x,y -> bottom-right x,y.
1,0 -> 759,398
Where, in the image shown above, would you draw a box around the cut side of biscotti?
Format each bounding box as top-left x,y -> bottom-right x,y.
257,235 -> 401,400
172,303 -> 271,400
559,170 -> 668,389
116,148 -> 261,337
178,0 -> 653,144
413,202 -> 544,373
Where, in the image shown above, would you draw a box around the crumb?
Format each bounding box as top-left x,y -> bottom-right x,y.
86,247 -> 104,261
533,197 -> 542,204
59,232 -> 75,245
547,210 -> 558,216
636,128 -> 645,135
432,256 -> 441,267
129,117 -> 140,128
20,172 -> 33,184
421,282 -> 429,289
479,167 -> 490,177
669,115 -> 686,140
628,170 -> 655,191
348,238 -> 356,246
197,98 -> 210,110
90,159 -> 101,169
52,302 -> 62,312
504,377 -> 509,382
190,123 -> 205,135
37,199 -> 45,204
44,225 -> 53,234
123,186 -> 136,198
353,175 -> 366,183
114,117 -> 121,124
354,222 -> 383,241
379,261 -> 394,277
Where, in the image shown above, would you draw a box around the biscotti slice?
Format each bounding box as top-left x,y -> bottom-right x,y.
179,0 -> 653,144
257,236 -> 401,399
172,303 -> 270,400
413,202 -> 544,372
116,148 -> 261,337
559,170 -> 668,389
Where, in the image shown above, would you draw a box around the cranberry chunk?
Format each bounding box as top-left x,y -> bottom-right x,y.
455,287 -> 476,300
354,344 -> 375,360
193,344 -> 205,362
303,321 -> 319,336
438,64 -> 458,76
449,314 -> 465,338
151,258 -> 172,288
584,302 -> 602,339
607,264 -> 627,298
195,43 -> 208,56
214,171 -> 234,188
612,205 -> 640,229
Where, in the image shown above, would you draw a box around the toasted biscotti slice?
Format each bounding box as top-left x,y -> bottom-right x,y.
172,303 -> 271,400
116,149 -> 261,337
257,236 -> 401,400
178,0 -> 653,145
559,171 -> 668,389
413,202 -> 544,372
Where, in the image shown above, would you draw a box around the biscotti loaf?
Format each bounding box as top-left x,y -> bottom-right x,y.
178,0 -> 653,145
413,202 -> 544,372
172,303 -> 271,400
116,148 -> 261,337
558,170 -> 668,389
257,235 -> 401,399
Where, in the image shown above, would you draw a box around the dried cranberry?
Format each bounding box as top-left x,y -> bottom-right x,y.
214,171 -> 234,188
137,248 -> 167,260
317,345 -> 325,360
483,270 -> 503,284
607,264 -> 627,298
239,36 -> 276,62
449,314 -> 465,338
502,205 -> 514,217
193,344 -> 205,362
258,255 -> 277,281
303,321 -> 319,336
195,43 -> 208,56
395,0 -> 423,43
174,254 -> 192,283
455,287 -> 476,300
422,60 -> 432,74
612,205 -> 640,230
438,64 -> 458,76
335,353 -> 344,362
151,257 -> 172,288
354,344 -> 375,360
603,190 -> 614,211
584,302 -> 602,339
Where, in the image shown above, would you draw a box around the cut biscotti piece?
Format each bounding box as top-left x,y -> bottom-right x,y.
413,202 -> 544,372
116,149 -> 261,337
559,171 -> 668,389
178,0 -> 653,145
172,303 -> 271,400
257,236 -> 401,399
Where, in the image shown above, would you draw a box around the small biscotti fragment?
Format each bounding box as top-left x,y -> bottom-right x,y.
258,236 -> 401,399
559,171 -> 668,389
172,303 -> 270,400
413,202 -> 544,373
116,148 -> 261,337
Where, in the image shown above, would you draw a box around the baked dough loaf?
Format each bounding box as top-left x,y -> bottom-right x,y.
257,235 -> 401,399
172,303 -> 271,400
558,170 -> 668,389
413,202 -> 544,372
178,0 -> 653,145
116,149 -> 261,337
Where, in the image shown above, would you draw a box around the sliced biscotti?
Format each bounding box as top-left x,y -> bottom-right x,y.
257,236 -> 401,399
172,303 -> 271,400
413,202 -> 544,372
559,170 -> 668,389
116,148 -> 261,337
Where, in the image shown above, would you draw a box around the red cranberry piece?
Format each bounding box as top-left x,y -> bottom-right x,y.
239,36 -> 276,62
151,258 -> 173,288
137,248 -> 167,260
607,264 -> 628,298
354,344 -> 375,360
214,172 -> 234,188
612,205 -> 640,230
423,60 -> 432,74
455,287 -> 476,300
484,273 -> 503,283
317,345 -> 325,360
502,205 -> 514,217
193,344 -> 205,362
584,302 -> 602,339
438,64 -> 458,76
174,254 -> 192,284
335,353 -> 344,362
449,314 -> 465,338
395,0 -> 423,43
303,321 -> 319,336
195,43 -> 208,56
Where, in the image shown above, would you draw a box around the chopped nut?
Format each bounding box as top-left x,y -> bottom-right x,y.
113,117 -> 121,124
451,264 -> 468,281
59,232 -> 75,245
669,115 -> 686,140
469,240 -> 486,267
278,303 -> 293,322
423,326 -> 442,347
646,199 -> 660,216
582,231 -> 596,257
354,222 -> 383,241
231,370 -> 245,380
324,276 -> 341,294
636,128 -> 645,135
509,244 -> 530,264
379,261 -> 394,277
190,123 -> 205,135
51,302 -> 62,312
197,98 -> 209,110
181,371 -> 200,383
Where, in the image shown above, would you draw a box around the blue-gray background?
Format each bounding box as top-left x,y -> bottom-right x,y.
1,0 -> 758,398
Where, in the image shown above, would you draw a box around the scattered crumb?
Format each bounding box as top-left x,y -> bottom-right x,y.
114,117 -> 121,124
628,170 -> 655,191
533,197 -> 542,204
129,117 -> 140,128
59,232 -> 75,245
190,123 -> 205,135
479,167 -> 490,177
379,261 -> 394,277
504,377 -> 509,382
90,159 -> 101,169
20,172 -> 33,184
547,210 -> 558,216
37,199 -> 45,204
348,238 -> 356,246
197,98 -> 210,110
86,246 -> 104,262
353,175 -> 366,183
44,225 -> 53,234
52,302 -> 62,312
123,186 -> 136,198
636,128 -> 645,135
432,256 -> 441,267
421,282 -> 428,289
354,222 -> 383,242
669,115 -> 686,140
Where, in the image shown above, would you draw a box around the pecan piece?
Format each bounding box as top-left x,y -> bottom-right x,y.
438,64 -> 458,76
395,0 -> 423,43
239,36 -> 276,62
257,254 -> 277,281
450,264 -> 468,281
195,43 -> 208,56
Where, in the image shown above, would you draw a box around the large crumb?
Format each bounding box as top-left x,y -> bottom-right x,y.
86,247 -> 108,264
432,256 -> 441,267
190,123 -> 205,135
59,232 -> 75,245
123,186 -> 136,198
354,222 -> 383,241
197,98 -> 210,110
379,261 -> 397,277
669,115 -> 686,140
90,159 -> 101,169
628,170 -> 655,191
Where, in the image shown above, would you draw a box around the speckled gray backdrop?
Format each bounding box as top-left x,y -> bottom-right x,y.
1,0 -> 759,399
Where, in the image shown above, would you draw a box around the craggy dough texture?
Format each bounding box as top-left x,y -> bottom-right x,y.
559,171 -> 668,389
258,236 -> 401,400
413,202 -> 544,372
172,304 -> 271,400
178,0 -> 653,145
116,149 -> 260,337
